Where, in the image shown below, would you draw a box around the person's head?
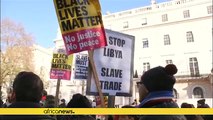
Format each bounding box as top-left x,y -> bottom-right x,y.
181,102 -> 194,108
42,90 -> 47,96
197,99 -> 205,106
12,71 -> 44,103
61,99 -> 65,103
197,99 -> 209,108
138,64 -> 178,102
67,93 -> 92,108
44,95 -> 55,108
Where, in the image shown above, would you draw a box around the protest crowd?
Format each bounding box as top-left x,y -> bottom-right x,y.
1,0 -> 212,120
0,64 -> 212,120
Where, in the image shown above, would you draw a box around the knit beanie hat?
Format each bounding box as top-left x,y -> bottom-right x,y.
140,64 -> 178,92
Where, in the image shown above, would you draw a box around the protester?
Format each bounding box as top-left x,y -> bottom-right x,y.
197,99 -> 213,120
59,93 -> 95,120
44,95 -> 56,108
197,99 -> 210,108
0,71 -> 55,120
40,90 -> 47,107
181,102 -> 204,120
137,64 -> 186,120
131,99 -> 138,106
59,99 -> 66,108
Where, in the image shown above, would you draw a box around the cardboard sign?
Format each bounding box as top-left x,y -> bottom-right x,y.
50,49 -> 73,80
87,29 -> 135,96
74,53 -> 88,79
53,0 -> 107,54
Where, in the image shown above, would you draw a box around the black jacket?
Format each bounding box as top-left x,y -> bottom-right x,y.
139,99 -> 187,120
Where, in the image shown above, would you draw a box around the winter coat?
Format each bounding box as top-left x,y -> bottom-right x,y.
138,91 -> 187,120
139,100 -> 187,120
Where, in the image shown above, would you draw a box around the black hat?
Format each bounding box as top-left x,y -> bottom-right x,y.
141,64 -> 178,92
197,99 -> 205,104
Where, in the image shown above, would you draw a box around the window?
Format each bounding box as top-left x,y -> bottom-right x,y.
166,60 -> 173,64
164,34 -> 171,45
162,14 -> 168,22
183,10 -> 190,18
186,31 -> 194,42
143,62 -> 150,72
142,38 -> 149,48
141,18 -> 147,25
189,57 -> 200,77
193,87 -> 204,98
123,21 -> 128,28
207,5 -> 212,14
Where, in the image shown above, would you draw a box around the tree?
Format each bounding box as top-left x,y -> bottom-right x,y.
0,18 -> 35,98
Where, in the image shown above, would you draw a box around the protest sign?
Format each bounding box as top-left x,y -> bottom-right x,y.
74,53 -> 88,79
87,29 -> 135,96
50,49 -> 73,80
53,0 -> 107,55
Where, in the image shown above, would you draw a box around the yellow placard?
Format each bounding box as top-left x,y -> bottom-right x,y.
53,0 -> 107,54
53,0 -> 103,34
50,53 -> 73,80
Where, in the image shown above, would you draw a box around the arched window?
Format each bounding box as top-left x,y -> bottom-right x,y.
193,87 -> 204,98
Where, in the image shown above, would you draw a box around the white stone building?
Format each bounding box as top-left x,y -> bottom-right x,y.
52,0 -> 212,107
102,0 -> 213,107
32,44 -> 53,91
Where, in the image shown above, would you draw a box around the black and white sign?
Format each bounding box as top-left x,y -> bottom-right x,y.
74,54 -> 88,79
87,29 -> 135,96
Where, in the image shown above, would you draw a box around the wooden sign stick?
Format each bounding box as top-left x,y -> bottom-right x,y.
55,78 -> 61,107
88,50 -> 105,108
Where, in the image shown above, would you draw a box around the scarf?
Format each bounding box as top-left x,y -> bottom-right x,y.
138,91 -> 174,108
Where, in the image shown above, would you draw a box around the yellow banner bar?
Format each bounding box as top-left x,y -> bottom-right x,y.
0,108 -> 213,115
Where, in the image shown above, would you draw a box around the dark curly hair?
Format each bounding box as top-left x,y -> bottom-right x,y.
13,71 -> 44,103
67,93 -> 92,108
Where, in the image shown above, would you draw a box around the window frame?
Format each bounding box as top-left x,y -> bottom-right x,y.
143,62 -> 150,72
166,59 -> 173,64
162,14 -> 168,22
164,34 -> 171,45
142,38 -> 149,48
186,31 -> 194,42
189,57 -> 200,77
207,5 -> 212,14
141,18 -> 147,25
193,87 -> 204,98
183,10 -> 190,18
123,21 -> 129,28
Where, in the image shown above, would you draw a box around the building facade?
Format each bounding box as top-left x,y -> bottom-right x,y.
102,0 -> 212,107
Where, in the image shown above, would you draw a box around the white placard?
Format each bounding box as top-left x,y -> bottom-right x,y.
87,29 -> 135,96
